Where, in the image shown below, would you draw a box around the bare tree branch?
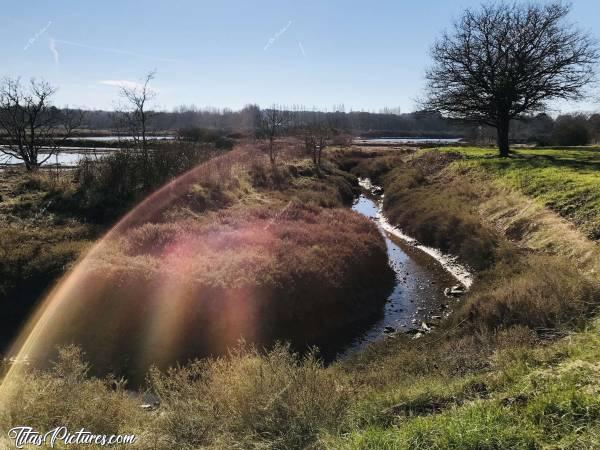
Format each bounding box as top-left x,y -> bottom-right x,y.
113,71 -> 157,186
260,104 -> 291,165
0,78 -> 81,170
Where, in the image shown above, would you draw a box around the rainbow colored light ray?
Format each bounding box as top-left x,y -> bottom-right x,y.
0,147 -> 269,398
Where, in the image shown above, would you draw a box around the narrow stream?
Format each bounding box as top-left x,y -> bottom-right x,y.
336,179 -> 472,357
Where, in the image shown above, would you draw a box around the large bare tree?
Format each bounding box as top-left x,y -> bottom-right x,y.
0,78 -> 81,170
424,2 -> 599,157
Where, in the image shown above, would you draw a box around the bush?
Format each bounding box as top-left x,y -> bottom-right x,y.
146,344 -> 350,449
552,116 -> 591,146
69,143 -> 218,221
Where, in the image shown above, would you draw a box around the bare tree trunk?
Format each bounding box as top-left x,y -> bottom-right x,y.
497,118 -> 510,158
316,145 -> 323,174
269,135 -> 275,165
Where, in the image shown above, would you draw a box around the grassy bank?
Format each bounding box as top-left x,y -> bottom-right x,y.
321,145 -> 600,448
29,201 -> 393,381
0,169 -> 96,344
1,145 -> 600,449
443,147 -> 600,240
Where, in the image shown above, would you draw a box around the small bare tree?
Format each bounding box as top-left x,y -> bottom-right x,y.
117,71 -> 157,161
0,78 -> 81,170
260,105 -> 290,165
302,118 -> 331,174
424,2 -> 599,157
113,71 -> 157,188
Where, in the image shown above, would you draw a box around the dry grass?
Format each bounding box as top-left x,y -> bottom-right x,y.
29,201 -> 393,381
1,344 -> 350,450
461,254 -> 599,331
4,146 -> 393,385
350,148 -> 600,332
145,344 -> 350,449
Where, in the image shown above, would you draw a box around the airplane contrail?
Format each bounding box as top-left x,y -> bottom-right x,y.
52,38 -> 181,63
49,38 -> 59,65
298,41 -> 306,57
23,21 -> 52,50
264,20 -> 292,51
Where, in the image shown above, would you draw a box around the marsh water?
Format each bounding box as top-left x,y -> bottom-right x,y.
0,149 -> 116,167
354,137 -> 463,145
0,136 -> 174,167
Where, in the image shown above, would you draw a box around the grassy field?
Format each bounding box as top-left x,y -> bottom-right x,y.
444,146 -> 600,239
327,317 -> 600,449
1,145 -> 600,449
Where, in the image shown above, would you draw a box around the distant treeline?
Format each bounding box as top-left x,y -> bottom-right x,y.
72,106 -> 600,146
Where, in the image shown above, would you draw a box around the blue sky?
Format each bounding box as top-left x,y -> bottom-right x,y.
2,0 -> 599,112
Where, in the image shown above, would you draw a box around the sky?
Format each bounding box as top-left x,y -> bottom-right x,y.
1,0 -> 600,113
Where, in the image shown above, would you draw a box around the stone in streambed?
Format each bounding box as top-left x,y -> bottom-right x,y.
444,284 -> 465,297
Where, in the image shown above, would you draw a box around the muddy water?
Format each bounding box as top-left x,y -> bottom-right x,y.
335,190 -> 464,358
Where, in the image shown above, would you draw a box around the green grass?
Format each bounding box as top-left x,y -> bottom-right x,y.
442,147 -> 600,239
326,317 -> 600,449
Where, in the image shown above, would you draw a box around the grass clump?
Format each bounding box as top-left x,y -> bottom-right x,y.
31,202 -> 393,381
462,254 -> 599,332
146,344 -> 349,449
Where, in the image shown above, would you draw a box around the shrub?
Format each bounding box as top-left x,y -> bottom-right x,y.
146,344 -> 350,449
0,346 -> 142,436
68,143 -> 219,222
